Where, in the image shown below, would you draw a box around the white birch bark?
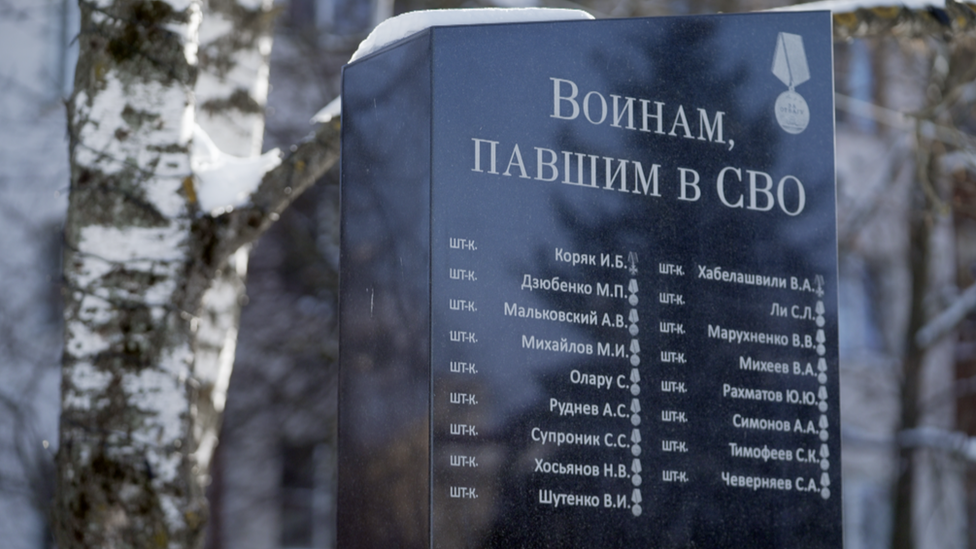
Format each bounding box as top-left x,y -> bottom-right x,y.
59,1 -> 205,545
56,1 -> 338,546
191,0 -> 274,480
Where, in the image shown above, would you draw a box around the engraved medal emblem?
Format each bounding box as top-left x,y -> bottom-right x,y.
772,32 -> 811,134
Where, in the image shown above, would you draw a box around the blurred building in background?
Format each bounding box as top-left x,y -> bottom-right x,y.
1,1 -> 975,549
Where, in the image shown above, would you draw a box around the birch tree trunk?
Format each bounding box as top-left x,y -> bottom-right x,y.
55,1 -> 338,546
58,1 -> 206,545
191,0 -> 275,483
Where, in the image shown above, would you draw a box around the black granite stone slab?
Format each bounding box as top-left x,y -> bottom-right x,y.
339,12 -> 839,549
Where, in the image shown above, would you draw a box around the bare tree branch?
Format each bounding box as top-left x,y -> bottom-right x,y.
835,92 -> 976,148
916,281 -> 976,348
900,426 -> 976,461
777,0 -> 976,41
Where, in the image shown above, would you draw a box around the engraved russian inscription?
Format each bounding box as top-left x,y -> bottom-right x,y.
341,11 -> 839,549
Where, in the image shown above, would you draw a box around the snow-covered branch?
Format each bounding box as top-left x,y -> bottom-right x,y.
778,0 -> 947,12
199,118 -> 341,275
191,123 -> 281,214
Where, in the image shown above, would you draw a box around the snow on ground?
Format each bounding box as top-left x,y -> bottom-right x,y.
312,7 -> 593,123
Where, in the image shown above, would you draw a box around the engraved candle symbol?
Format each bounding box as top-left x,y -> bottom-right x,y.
771,32 -> 811,134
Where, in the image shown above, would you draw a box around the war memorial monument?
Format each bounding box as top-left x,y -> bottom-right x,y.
338,11 -> 839,548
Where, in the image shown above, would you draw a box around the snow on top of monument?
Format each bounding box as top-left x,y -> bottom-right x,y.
312,7 -> 593,124
348,8 -> 592,63
772,0 -> 943,11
